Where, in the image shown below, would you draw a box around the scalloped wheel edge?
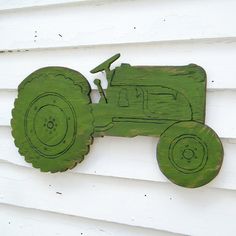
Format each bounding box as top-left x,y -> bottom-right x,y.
11,67 -> 94,173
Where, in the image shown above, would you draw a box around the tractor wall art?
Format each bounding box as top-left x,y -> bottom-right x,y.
11,54 -> 223,188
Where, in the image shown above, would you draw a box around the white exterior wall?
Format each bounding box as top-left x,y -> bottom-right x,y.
0,0 -> 236,235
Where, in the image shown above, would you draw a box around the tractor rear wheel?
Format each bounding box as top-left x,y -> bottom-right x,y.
11,67 -> 93,172
157,121 -> 223,188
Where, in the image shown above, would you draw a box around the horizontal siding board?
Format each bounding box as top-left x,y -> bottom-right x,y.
1,0 -> 235,235
1,163 -> 236,235
0,39 -> 236,90
0,126 -> 236,190
0,0 -> 90,11
0,203 -> 179,236
0,0 -> 236,51
1,90 -> 236,138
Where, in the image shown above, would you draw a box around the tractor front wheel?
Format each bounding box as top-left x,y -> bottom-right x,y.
157,121 -> 223,188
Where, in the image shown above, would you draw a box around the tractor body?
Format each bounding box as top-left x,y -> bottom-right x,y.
92,61 -> 206,138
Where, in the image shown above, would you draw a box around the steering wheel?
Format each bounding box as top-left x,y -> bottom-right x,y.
90,53 -> 120,73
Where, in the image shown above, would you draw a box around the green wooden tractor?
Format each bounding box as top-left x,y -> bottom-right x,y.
11,54 -> 223,188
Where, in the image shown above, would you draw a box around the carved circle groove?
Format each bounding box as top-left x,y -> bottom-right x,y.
169,134 -> 208,174
25,92 -> 77,159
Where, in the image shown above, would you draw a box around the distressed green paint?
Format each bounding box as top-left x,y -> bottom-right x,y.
157,121 -> 223,188
12,67 -> 93,172
11,54 -> 223,187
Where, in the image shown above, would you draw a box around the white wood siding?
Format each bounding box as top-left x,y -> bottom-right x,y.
0,0 -> 236,235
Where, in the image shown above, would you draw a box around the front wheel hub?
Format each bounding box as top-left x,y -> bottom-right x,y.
169,134 -> 207,174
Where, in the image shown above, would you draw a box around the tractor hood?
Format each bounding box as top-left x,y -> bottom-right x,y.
111,64 -> 206,86
111,63 -> 206,123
